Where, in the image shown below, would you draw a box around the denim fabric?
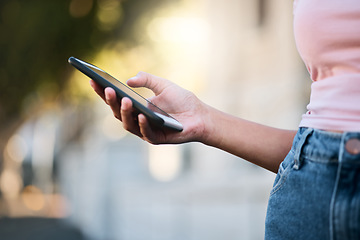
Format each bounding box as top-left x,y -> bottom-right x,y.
265,128 -> 360,240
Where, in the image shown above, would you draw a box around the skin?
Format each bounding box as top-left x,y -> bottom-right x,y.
90,71 -> 297,173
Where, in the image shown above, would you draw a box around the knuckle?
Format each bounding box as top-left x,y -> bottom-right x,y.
137,71 -> 152,87
136,71 -> 147,79
114,114 -> 121,121
122,123 -> 131,131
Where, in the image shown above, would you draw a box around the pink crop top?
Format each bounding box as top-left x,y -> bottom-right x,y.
294,0 -> 360,132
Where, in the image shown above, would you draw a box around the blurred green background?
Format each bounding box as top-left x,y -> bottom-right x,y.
0,0 -> 173,141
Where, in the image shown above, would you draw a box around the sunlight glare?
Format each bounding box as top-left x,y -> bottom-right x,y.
147,17 -> 210,44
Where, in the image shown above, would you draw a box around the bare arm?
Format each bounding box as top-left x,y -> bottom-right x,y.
90,72 -> 296,173
201,106 -> 296,172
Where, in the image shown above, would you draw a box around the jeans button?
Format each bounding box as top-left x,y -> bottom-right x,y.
345,138 -> 360,155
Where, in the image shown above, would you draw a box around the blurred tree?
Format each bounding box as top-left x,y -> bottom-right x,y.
0,0 -> 176,162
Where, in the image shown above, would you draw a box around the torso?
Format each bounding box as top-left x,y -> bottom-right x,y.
294,0 -> 360,132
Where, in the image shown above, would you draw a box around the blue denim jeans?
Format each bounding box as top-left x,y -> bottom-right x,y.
265,127 -> 360,240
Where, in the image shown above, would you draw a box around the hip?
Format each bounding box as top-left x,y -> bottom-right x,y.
265,127 -> 360,240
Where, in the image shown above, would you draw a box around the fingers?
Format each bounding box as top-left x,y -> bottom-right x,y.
103,87 -> 121,120
90,80 -> 144,138
126,72 -> 172,96
89,80 -> 106,101
90,73 -> 175,142
138,114 -> 157,143
104,91 -> 144,138
120,97 -> 143,137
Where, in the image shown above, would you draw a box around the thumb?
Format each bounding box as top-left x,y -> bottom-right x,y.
126,71 -> 171,95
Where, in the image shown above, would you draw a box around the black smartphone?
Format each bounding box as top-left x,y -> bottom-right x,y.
68,57 -> 183,132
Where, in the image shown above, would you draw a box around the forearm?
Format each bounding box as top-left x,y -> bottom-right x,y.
200,105 -> 297,173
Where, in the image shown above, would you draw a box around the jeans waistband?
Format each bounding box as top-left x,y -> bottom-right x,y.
292,127 -> 360,166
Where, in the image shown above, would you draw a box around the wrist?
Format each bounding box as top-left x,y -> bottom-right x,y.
196,103 -> 218,146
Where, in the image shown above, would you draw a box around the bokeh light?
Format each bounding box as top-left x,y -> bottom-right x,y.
0,169 -> 23,199
21,185 -> 46,212
5,134 -> 28,163
148,145 -> 182,182
69,0 -> 94,18
96,0 -> 123,31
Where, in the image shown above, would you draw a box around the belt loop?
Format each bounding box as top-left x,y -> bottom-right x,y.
293,128 -> 313,170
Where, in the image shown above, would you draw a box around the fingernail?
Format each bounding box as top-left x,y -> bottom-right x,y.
138,114 -> 145,124
120,98 -> 126,110
89,80 -> 94,88
126,76 -> 137,83
105,91 -> 110,103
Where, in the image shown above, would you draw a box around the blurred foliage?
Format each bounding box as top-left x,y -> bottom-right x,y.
0,0 -> 175,125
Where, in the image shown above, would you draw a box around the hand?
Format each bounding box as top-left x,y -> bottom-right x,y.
90,72 -> 208,144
